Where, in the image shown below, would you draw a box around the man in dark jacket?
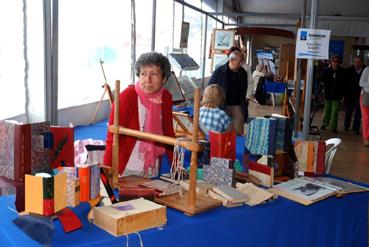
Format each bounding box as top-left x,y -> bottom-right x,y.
320,55 -> 345,133
344,56 -> 365,134
208,47 -> 248,135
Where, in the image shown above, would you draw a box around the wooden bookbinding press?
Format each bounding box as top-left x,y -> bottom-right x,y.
108,80 -> 221,215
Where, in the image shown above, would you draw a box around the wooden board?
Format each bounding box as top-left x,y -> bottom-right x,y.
155,191 -> 222,216
118,175 -> 152,189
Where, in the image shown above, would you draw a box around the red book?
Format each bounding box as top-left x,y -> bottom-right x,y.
316,141 -> 326,175
43,199 -> 55,216
50,126 -> 74,168
77,167 -> 91,202
248,161 -> 274,187
57,208 -> 83,233
209,131 -> 236,160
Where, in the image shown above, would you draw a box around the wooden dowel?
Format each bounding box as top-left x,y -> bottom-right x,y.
188,88 -> 200,209
112,80 -> 120,189
109,126 -> 202,153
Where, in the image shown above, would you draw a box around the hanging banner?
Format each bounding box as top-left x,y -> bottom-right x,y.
296,28 -> 331,59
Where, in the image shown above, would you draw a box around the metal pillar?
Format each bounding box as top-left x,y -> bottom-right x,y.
293,0 -> 307,134
201,15 -> 208,89
302,0 -> 319,140
151,0 -> 156,51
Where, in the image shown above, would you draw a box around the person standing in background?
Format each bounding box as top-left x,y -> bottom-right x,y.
359,66 -> 369,146
208,47 -> 248,135
344,56 -> 365,134
320,55 -> 345,133
252,64 -> 266,96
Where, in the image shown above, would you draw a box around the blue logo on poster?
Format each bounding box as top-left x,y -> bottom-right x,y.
300,31 -> 307,40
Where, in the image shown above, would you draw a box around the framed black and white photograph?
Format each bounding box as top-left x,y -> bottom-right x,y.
213,29 -> 235,50
180,22 -> 190,48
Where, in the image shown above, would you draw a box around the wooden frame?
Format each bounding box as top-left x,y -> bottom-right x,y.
109,82 -> 221,215
173,112 -> 206,140
163,72 -> 186,105
213,29 -> 235,51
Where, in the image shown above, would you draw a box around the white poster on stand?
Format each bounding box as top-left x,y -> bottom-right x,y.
296,28 -> 331,60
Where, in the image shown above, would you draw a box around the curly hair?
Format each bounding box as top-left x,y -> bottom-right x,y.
135,52 -> 171,80
201,84 -> 225,107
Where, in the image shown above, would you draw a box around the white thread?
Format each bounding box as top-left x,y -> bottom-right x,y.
171,140 -> 185,196
123,232 -> 144,247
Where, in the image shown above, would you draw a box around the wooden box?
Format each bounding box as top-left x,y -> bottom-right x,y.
93,198 -> 166,236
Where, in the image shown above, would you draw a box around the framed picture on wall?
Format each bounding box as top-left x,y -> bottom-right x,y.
213,29 -> 235,50
180,22 -> 190,48
212,53 -> 228,72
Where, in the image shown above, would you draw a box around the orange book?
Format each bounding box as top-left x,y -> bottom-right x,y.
306,142 -> 314,173
77,167 -> 91,202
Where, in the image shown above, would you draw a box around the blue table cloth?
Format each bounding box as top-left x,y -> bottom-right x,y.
1,185 -> 369,247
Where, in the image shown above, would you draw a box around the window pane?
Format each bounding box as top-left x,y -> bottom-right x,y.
155,0 -> 174,55
183,6 -> 204,79
59,0 -> 131,109
27,0 -> 45,121
136,0 -> 153,58
0,1 -> 25,120
205,17 -> 217,77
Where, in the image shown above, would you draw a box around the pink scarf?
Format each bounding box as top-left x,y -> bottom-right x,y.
134,82 -> 165,175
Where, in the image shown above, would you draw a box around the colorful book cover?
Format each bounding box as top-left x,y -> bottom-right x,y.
50,126 -> 74,168
246,117 -> 277,156
25,173 -> 66,216
30,122 -> 51,174
209,131 -> 236,160
90,163 -> 100,199
248,161 -> 274,187
42,176 -> 55,216
203,164 -> 235,186
77,166 -> 91,202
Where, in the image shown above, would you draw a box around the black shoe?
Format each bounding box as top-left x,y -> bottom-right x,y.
355,130 -> 360,135
332,129 -> 338,133
321,125 -> 326,130
344,127 -> 349,131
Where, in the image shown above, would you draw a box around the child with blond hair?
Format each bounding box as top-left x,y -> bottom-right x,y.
199,84 -> 234,134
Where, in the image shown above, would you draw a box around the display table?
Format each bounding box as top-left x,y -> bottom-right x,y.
1,185 -> 368,247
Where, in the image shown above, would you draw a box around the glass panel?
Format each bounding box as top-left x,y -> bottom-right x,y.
135,0 -> 153,58
155,0 -> 174,55
59,0 -> 131,109
0,1 -> 25,120
183,6 -> 203,79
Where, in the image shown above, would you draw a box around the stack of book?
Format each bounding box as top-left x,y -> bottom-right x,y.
179,179 -> 214,195
235,182 -> 274,206
141,179 -> 180,197
208,184 -> 248,208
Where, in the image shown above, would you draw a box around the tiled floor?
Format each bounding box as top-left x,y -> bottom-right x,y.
249,100 -> 369,244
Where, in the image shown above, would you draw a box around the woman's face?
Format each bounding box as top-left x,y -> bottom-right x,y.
138,65 -> 166,94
